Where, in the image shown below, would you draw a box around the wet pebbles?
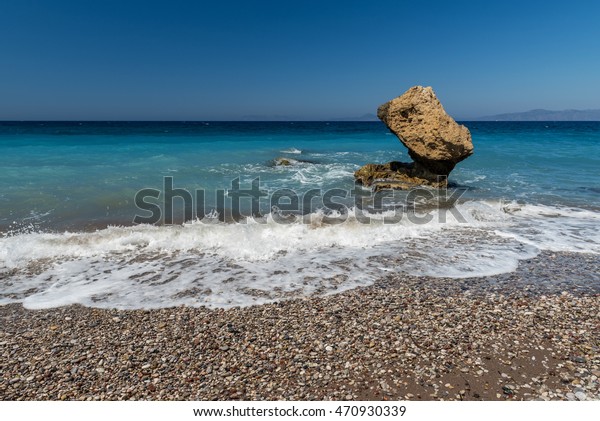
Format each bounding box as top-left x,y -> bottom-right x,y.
1,251 -> 598,401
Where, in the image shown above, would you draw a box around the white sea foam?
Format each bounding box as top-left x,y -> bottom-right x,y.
290,163 -> 356,185
0,201 -> 598,309
463,174 -> 487,183
280,148 -> 302,154
494,203 -> 600,253
22,209 -> 54,221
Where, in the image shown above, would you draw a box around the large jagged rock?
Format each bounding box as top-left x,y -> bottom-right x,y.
355,86 -> 473,189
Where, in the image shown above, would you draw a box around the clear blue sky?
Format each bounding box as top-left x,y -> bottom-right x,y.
1,0 -> 599,120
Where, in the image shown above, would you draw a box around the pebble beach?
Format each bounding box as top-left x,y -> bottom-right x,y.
1,251 -> 598,401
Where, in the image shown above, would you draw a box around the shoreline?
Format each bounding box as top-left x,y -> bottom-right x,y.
1,251 -> 599,401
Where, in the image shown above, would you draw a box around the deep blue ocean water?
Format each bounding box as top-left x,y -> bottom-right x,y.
0,121 -> 599,309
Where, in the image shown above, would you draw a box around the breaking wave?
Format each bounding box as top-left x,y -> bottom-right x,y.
0,201 -> 598,310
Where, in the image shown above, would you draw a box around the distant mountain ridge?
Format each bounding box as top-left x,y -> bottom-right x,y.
475,109 -> 600,121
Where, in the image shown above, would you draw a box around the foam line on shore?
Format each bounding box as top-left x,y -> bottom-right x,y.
0,201 -> 598,309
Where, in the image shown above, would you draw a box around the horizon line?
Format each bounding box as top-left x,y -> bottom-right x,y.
2,119 -> 600,123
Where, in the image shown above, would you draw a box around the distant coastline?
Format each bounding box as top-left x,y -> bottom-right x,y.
473,108 -> 600,121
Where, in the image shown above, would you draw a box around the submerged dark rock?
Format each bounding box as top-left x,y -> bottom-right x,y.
273,157 -> 314,166
354,161 -> 447,191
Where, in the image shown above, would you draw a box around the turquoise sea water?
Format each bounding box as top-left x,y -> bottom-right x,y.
0,121 -> 599,309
